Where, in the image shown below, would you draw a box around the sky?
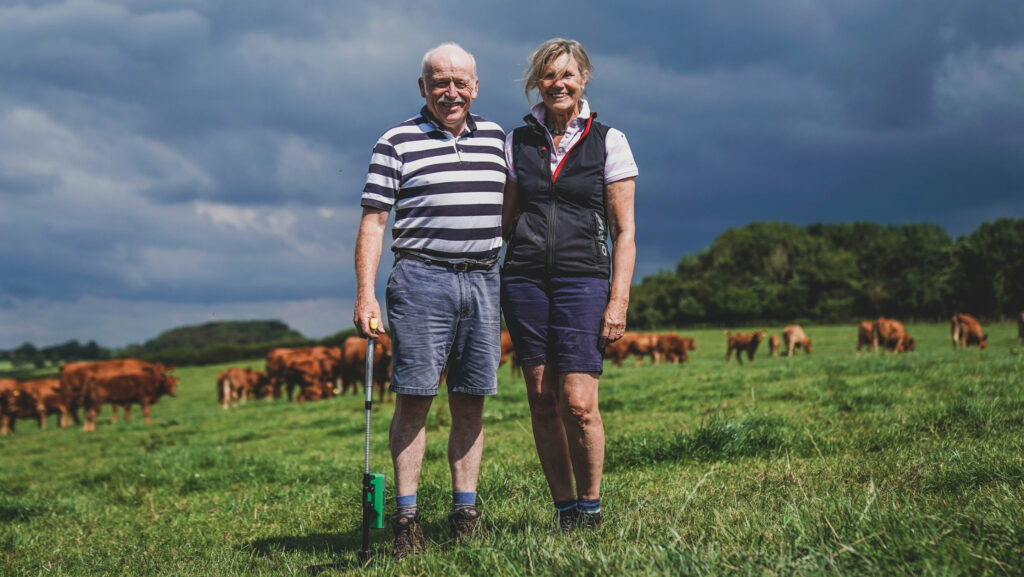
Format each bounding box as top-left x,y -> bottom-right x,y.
2,0 -> 1023,348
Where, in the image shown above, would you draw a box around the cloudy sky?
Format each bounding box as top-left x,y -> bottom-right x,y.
2,0 -> 1022,348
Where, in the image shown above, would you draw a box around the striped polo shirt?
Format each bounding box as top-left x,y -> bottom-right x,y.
361,106 -> 507,261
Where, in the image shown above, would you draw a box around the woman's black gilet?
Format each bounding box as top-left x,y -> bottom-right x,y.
504,112 -> 611,279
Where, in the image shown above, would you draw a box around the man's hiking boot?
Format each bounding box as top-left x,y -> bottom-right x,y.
390,511 -> 426,560
578,511 -> 601,530
557,507 -> 579,533
447,506 -> 482,542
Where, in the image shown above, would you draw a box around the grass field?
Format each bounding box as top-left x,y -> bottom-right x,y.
3,323 -> 1023,576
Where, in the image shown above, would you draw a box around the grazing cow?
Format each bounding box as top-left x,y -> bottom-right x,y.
782,325 -> 812,356
217,367 -> 272,408
656,333 -> 695,364
499,330 -> 520,378
629,333 -> 662,366
725,331 -> 764,365
872,318 -> 915,353
79,362 -> 178,432
856,321 -> 876,355
246,369 -> 274,399
681,336 -> 697,354
339,334 -> 393,403
603,332 -> 638,367
768,335 -> 780,357
266,347 -> 341,402
0,379 -> 69,433
1,379 -> 31,435
60,359 -> 167,424
951,313 -> 988,350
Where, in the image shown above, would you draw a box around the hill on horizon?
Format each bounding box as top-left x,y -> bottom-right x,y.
142,320 -> 305,352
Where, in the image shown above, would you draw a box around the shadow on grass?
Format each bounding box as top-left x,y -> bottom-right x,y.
248,529 -> 359,557
247,527 -> 390,574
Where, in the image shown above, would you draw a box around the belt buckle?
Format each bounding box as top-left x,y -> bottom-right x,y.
452,261 -> 470,272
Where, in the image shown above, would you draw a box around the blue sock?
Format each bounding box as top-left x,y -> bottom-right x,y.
578,498 -> 600,514
396,493 -> 417,514
453,491 -> 476,509
555,499 -> 577,512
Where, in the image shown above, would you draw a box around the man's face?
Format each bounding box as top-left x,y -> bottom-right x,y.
419,51 -> 478,135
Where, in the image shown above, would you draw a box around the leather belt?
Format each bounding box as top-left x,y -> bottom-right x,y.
398,251 -> 495,272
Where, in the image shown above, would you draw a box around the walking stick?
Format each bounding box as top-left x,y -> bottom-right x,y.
358,317 -> 385,564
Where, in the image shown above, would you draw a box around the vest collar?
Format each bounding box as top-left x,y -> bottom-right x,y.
524,101 -> 596,136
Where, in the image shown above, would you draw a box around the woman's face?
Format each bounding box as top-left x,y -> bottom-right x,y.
539,52 -> 587,118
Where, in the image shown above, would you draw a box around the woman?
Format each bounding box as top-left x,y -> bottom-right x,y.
501,38 -> 637,531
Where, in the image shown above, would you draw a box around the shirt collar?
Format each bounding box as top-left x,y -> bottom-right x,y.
530,99 -> 591,129
420,105 -> 477,136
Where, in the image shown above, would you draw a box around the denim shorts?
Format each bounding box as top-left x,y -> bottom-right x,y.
501,275 -> 610,374
385,257 -> 500,396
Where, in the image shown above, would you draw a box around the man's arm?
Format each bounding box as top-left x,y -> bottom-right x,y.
353,207 -> 390,338
599,177 -> 636,347
501,180 -> 519,240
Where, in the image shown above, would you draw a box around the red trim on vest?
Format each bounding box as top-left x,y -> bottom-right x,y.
551,113 -> 596,183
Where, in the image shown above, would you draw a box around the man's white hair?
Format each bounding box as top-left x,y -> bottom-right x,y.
421,42 -> 478,79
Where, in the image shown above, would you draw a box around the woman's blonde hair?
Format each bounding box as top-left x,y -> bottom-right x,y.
523,38 -> 593,103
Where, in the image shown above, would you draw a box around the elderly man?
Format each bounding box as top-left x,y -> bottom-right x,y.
353,42 -> 506,559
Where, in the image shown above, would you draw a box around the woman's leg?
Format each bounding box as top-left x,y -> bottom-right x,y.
558,371 -> 603,501
524,363 -> 575,502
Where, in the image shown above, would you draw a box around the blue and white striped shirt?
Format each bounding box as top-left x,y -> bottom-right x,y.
361,107 -> 507,261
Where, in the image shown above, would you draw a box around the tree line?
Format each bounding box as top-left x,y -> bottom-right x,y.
628,218 -> 1024,329
1,320 -> 358,373
6,218 -> 1021,369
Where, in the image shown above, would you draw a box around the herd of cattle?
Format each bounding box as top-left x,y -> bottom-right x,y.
0,359 -> 178,435
2,314 -> 1023,435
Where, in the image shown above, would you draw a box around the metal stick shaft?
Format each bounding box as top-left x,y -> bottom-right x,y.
364,336 -> 374,474
360,329 -> 376,561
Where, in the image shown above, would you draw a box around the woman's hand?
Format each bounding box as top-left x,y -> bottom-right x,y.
599,297 -> 628,347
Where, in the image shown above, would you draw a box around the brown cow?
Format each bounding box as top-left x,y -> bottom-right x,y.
1,378 -> 35,435
339,334 -> 393,403
725,331 -> 764,365
768,335 -> 780,357
217,367 -> 272,408
603,332 -> 638,367
951,313 -> 987,350
872,318 -> 915,353
856,321 -> 875,355
1,379 -> 69,434
782,325 -> 812,356
499,330 -> 520,378
79,361 -> 178,432
266,347 -> 342,402
629,333 -> 662,366
656,333 -> 695,364
61,359 -> 167,424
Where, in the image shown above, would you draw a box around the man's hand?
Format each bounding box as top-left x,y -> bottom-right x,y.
354,295 -> 383,339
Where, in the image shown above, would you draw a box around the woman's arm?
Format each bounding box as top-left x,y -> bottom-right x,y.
600,177 -> 636,346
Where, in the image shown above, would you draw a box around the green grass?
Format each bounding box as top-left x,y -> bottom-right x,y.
2,323 -> 1023,576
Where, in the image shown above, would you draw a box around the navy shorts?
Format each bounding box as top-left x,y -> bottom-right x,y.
500,275 -> 609,374
385,257 -> 500,396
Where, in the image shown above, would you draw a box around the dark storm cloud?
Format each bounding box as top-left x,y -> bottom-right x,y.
1,0 -> 1022,347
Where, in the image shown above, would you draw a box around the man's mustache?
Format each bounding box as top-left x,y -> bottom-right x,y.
437,96 -> 466,106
